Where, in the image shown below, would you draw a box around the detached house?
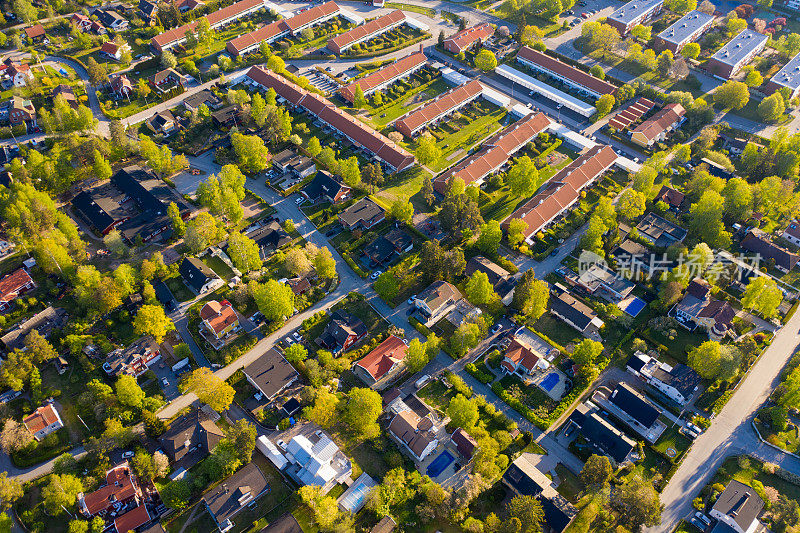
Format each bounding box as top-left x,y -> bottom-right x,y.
654,185 -> 685,211
160,409 -> 225,470
203,463 -> 270,533
353,335 -> 407,390
627,351 -> 702,406
180,257 -> 224,294
501,337 -> 553,376
674,278 -> 736,340
338,197 -> 385,231
6,63 -> 32,87
111,74 -> 134,98
302,172 -> 351,204
316,310 -> 367,353
710,480 -> 764,533
413,281 -> 462,326
24,25 -> 47,44
149,68 -> 184,92
243,348 -> 299,402
8,96 -> 36,127
146,109 -> 178,135
364,229 -> 413,266
244,221 -> 291,260
200,300 -> 240,342
741,228 -> 799,272
23,404 -> 64,440
549,285 -> 604,340
0,268 -> 35,312
388,409 -> 439,462
782,220 -> 800,247
99,41 -> 129,61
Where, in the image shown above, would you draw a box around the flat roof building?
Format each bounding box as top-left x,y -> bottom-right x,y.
340,51 -> 427,103
707,29 -> 768,79
656,10 -> 715,53
496,64 -> 597,117
328,10 -> 406,54
766,50 -> 800,99
606,0 -> 664,35
395,79 -> 483,137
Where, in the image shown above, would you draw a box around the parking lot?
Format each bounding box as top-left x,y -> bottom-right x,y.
304,69 -> 340,94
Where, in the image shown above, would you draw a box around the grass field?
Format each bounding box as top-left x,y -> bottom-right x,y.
364,78 -> 450,127
426,103 -> 508,172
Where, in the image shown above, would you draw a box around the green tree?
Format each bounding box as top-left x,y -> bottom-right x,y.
447,394 -> 479,429
714,80 -> 750,110
513,271 -> 548,319
373,272 -> 399,302
474,49 -> 498,71
631,24 -> 651,41
131,450 -> 156,482
617,189 -> 646,220
342,388 -> 382,439
572,339 -> 604,367
590,65 -> 605,79
657,49 -> 675,77
595,93 -> 615,117
508,218 -> 529,247
167,202 -> 185,237
231,133 -> 270,174
610,475 -> 663,529
250,279 -> 294,321
688,340 -> 724,379
506,495 -> 544,533
68,520 -> 88,533
690,190 -> 731,249
405,338 -> 429,373
307,137 -> 322,158
682,42 -> 700,59
41,474 -> 83,515
115,375 -> 145,409
352,84 -> 367,108
390,198 -> 414,225
184,212 -> 225,252
742,276 -> 783,318
745,69 -> 764,87
227,419 -> 257,464
507,155 -> 539,196
580,454 -> 613,487
182,368 -> 235,412
133,304 -> 174,343
0,472 -> 22,511
722,177 -> 753,221
416,133 -> 442,166
161,480 -> 191,511
250,92 -> 267,127
665,0 -> 697,12
227,231 -> 262,272
476,220 -> 503,255
759,93 -> 786,122
304,389 -> 340,429
771,495 -> 800,533
465,271 -> 497,305
314,247 -> 337,280
284,343 -> 308,363
92,150 -> 112,182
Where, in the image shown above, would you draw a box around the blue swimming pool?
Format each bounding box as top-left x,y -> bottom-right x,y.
427,451 -> 455,478
621,296 -> 646,317
540,372 -> 560,392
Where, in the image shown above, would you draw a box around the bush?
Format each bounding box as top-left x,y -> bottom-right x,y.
465,363 -> 493,384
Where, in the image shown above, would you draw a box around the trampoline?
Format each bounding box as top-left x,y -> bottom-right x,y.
620,296 -> 646,317
540,372 -> 560,392
426,451 -> 455,478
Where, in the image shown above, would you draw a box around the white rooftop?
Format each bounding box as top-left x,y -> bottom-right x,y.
608,0 -> 664,25
711,29 -> 768,67
657,10 -> 714,45
770,50 -> 800,90
496,64 -> 596,117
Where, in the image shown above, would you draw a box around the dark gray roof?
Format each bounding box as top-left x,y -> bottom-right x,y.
466,256 -> 510,285
147,110 -> 175,130
569,404 -> 636,463
72,190 -> 118,233
319,310 -> 367,351
364,235 -> 396,265
95,9 -> 125,26
242,348 -> 299,400
502,455 -> 548,496
261,513 -> 302,533
179,257 -> 217,292
741,229 -> 799,271
1,307 -> 68,351
549,289 -> 597,330
652,363 -> 702,398
338,197 -> 384,228
182,89 -> 222,109
245,222 -> 291,255
626,353 -> 647,373
159,409 -> 224,466
608,383 -> 660,428
635,213 -> 687,247
203,463 -> 270,524
712,480 -> 764,531
139,0 -> 157,16
302,172 -> 348,202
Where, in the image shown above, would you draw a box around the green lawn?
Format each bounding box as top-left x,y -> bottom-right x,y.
426,103 -> 508,172
531,314 -> 582,349
555,463 -> 584,502
756,418 -> 800,454
386,2 -> 436,16
717,456 -> 800,503
204,255 -> 235,281
363,77 -> 450,127
728,97 -> 794,126
652,425 -> 692,463
165,275 -> 195,302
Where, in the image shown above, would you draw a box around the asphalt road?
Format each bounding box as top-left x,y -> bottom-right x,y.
654,308 -> 800,532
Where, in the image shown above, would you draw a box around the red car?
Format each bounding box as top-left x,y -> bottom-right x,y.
581,12 -> 589,18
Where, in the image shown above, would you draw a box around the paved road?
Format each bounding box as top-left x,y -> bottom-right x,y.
0,445 -> 87,482
654,308 -> 800,532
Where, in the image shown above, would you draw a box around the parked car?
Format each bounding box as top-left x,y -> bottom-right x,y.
407,295 -> 417,305
292,331 -> 303,342
370,270 -> 382,280
581,12 -> 589,17
161,378 -> 169,387
694,512 -> 711,528
121,451 -> 134,459
295,196 -> 305,204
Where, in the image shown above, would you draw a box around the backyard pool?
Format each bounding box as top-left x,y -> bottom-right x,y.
540,372 -> 560,392
426,450 -> 455,478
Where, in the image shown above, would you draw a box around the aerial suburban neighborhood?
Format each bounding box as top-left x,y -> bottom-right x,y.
3,0 -> 800,530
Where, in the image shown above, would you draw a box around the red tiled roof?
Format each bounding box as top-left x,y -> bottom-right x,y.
355,335 -> 407,381
226,19 -> 290,55
443,22 -> 494,53
284,0 -> 340,32
518,46 -> 617,96
631,103 -> 685,143
340,51 -> 427,103
433,112 -> 551,193
22,404 -> 59,434
328,10 -> 405,52
114,505 -> 150,533
503,145 -> 618,238
81,464 -> 137,516
0,268 -> 33,304
200,300 -> 238,335
100,41 -> 120,54
655,185 -> 685,208
25,25 -> 45,39
606,97 -> 656,130
245,66 -> 415,171
504,338 -> 540,373
395,79 -> 483,137
151,0 -> 264,49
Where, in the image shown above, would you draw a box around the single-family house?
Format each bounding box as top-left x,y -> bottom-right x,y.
413,281 -> 462,326
316,310 -> 367,353
160,409 -> 225,469
244,221 -> 291,260
200,300 -> 240,341
102,335 -> 162,377
149,68 -> 184,92
502,454 -> 578,533
501,338 -> 548,376
0,306 -> 68,351
211,104 -> 243,128
574,263 -> 635,302
549,285 -> 604,340
180,257 -> 224,294
146,109 -> 178,135
139,0 -> 159,24
78,462 -> 142,517
203,463 -> 270,533
283,431 -> 352,488
636,213 -> 687,247
23,404 -> 64,441
6,62 -> 32,87
272,149 -> 317,178
24,25 -> 47,44
95,9 -> 128,31
363,229 -> 413,266
302,172 -> 351,204
388,409 -> 438,462
182,89 -> 223,111
653,185 -> 685,211
99,41 -> 129,61
338,197 -> 385,231
451,427 -> 477,460
566,403 -> 636,464
243,348 -> 299,402
0,268 -> 35,312
674,278 -> 736,340
8,96 -> 36,127
111,74 -> 134,98
611,238 -> 662,275
596,383 -> 665,443
782,220 -> 800,247
353,335 -> 407,390
741,228 -> 799,272
710,480 -> 764,533
53,84 -> 79,108
626,351 -> 702,406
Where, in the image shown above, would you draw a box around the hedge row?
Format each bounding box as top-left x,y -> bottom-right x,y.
343,252 -> 368,278
465,363 -> 493,384
409,316 -> 433,337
